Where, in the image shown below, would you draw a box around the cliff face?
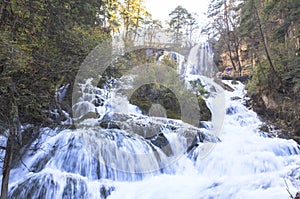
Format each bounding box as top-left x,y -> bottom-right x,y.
212,38 -> 254,80
250,90 -> 300,144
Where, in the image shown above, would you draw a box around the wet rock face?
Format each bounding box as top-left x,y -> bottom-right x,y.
226,106 -> 238,115
146,133 -> 173,156
295,192 -> 300,199
99,113 -> 163,138
9,173 -> 115,199
99,112 -> 220,151
197,96 -> 212,121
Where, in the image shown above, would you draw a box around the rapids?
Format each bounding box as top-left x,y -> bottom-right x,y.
1,44 -> 299,199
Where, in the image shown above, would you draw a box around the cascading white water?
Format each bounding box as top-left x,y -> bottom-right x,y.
2,46 -> 300,199
108,80 -> 300,199
158,42 -> 214,78
187,42 -> 215,77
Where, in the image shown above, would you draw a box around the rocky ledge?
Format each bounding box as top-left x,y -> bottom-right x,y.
99,112 -> 220,155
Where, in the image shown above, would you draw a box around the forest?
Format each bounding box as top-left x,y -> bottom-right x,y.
204,0 -> 300,142
0,0 -> 300,198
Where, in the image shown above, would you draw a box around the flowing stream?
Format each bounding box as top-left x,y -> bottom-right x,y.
2,44 -> 300,199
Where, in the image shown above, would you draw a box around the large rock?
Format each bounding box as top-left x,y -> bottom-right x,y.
9,173 -> 115,199
129,83 -> 212,122
99,112 -> 220,154
129,83 -> 182,119
261,94 -> 278,110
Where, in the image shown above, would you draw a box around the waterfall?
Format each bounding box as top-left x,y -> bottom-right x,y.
2,45 -> 300,199
108,81 -> 300,199
187,42 -> 215,78
157,42 -> 215,78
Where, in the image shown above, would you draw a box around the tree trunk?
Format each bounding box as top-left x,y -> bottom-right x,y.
226,40 -> 237,72
229,20 -> 242,77
233,36 -> 242,77
224,0 -> 237,74
254,6 -> 281,84
0,82 -> 20,199
0,134 -> 14,199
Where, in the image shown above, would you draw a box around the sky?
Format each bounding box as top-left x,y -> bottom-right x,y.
144,0 -> 210,24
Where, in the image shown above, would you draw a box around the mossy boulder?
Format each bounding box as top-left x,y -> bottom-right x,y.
129,83 -> 212,123
129,83 -> 181,119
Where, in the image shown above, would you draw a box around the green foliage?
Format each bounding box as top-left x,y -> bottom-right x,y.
246,62 -> 269,95
99,0 -> 149,43
160,54 -> 178,69
128,69 -> 212,122
225,0 -> 300,139
0,0 -> 110,126
207,0 -> 300,94
96,49 -> 211,123
189,79 -> 210,98
0,0 -> 150,127
168,5 -> 198,46
130,83 -> 182,119
283,56 -> 300,94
